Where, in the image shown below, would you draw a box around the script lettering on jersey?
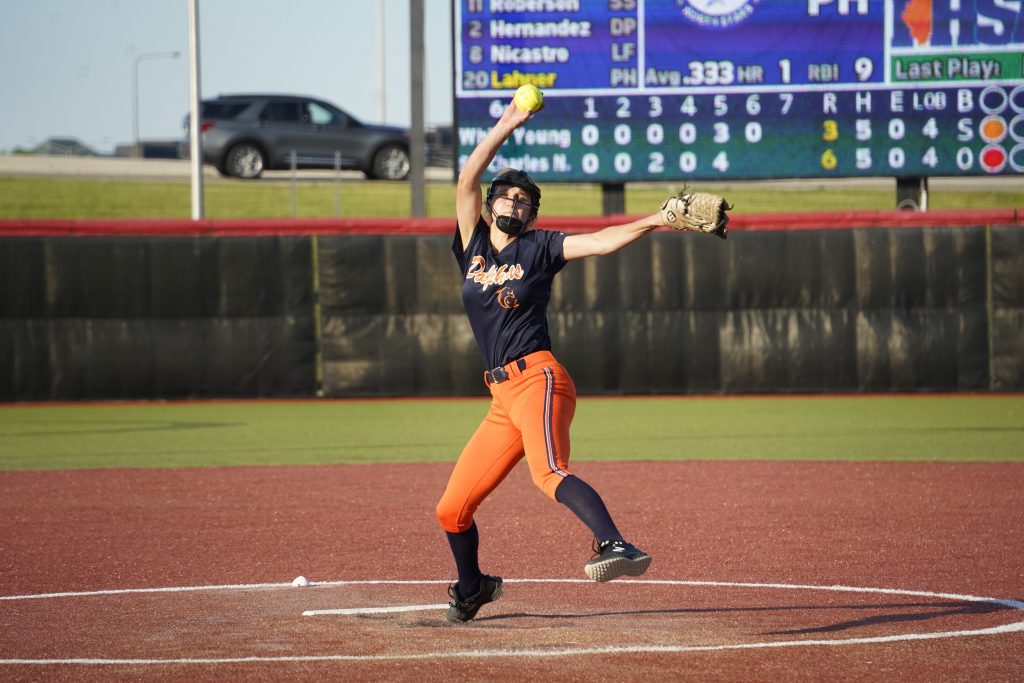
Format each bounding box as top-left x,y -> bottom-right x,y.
466,255 -> 525,291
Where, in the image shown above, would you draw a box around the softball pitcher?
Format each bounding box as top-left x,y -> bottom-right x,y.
437,97 -> 729,623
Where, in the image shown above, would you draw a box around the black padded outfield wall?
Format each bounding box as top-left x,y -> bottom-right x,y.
316,235 -> 482,396
0,236 -> 315,400
1,226 -> 1020,400
991,226 -> 1024,391
317,226 -> 1017,397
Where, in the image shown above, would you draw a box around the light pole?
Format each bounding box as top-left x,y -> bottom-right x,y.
131,51 -> 180,158
378,0 -> 386,122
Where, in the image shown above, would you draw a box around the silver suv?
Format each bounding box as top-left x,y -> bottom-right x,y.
187,94 -> 411,180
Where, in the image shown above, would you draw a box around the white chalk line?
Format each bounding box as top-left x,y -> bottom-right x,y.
298,580 -> 1024,617
304,604 -> 448,616
5,622 -> 1024,666
1,579 -> 1023,665
5,578 -> 1023,610
0,579 -> 459,602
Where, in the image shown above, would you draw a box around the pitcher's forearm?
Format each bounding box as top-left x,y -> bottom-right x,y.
563,213 -> 664,260
458,104 -> 532,191
602,216 -> 662,252
459,125 -> 513,188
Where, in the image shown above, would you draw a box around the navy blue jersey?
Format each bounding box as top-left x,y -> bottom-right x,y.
453,218 -> 567,370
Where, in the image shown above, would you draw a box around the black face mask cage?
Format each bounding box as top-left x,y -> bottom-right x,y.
491,195 -> 538,216
486,169 -> 541,217
487,193 -> 537,236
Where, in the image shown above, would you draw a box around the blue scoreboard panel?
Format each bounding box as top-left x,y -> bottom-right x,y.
453,1 -> 1024,181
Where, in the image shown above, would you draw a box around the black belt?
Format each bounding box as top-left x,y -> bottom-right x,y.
485,358 -> 527,385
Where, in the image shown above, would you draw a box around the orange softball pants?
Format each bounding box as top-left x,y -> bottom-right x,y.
436,350 -> 576,534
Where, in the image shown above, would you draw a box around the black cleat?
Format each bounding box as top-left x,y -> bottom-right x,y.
584,539 -> 652,582
445,575 -> 503,623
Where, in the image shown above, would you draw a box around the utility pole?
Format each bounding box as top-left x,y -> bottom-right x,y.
187,0 -> 204,219
378,0 -> 386,122
410,0 -> 426,217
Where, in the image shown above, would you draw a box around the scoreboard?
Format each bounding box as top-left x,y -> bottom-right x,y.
452,0 -> 1024,182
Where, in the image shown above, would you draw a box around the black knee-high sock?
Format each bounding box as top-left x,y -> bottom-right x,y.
445,522 -> 482,598
555,475 -> 624,543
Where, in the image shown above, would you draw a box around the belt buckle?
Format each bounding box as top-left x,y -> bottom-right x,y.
490,366 -> 509,384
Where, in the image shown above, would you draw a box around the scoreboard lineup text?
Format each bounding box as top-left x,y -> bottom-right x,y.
453,0 -> 1024,182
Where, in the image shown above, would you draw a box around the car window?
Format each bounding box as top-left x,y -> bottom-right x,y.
202,102 -> 249,120
306,102 -> 346,126
259,101 -> 302,123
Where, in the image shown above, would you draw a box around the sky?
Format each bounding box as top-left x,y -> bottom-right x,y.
0,0 -> 454,154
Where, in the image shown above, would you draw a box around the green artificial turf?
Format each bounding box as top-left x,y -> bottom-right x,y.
1,395 -> 1020,471
2,176 -> 1022,219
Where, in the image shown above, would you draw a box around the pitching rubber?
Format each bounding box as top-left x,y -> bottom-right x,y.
585,552 -> 653,583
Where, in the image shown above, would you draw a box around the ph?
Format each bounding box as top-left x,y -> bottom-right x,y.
807,0 -> 869,15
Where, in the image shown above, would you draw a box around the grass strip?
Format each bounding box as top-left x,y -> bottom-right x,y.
3,176 -> 1022,220
1,395 -> 1021,471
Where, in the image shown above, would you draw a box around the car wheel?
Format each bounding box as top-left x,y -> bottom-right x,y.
224,142 -> 266,179
369,144 -> 410,180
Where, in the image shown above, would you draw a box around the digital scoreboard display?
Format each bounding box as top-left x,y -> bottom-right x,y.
452,1 -> 1024,182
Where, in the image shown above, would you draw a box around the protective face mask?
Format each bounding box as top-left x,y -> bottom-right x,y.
491,195 -> 536,236
495,214 -> 526,236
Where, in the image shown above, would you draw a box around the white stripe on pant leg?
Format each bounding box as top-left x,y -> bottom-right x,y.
542,368 -> 567,478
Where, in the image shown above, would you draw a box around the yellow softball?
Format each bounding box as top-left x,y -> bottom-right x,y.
513,84 -> 543,112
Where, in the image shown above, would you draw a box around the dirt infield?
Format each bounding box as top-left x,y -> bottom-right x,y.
1,460 -> 1022,681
